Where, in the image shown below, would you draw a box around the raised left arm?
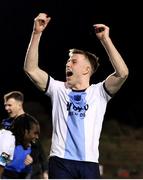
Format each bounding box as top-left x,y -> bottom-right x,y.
94,24 -> 129,95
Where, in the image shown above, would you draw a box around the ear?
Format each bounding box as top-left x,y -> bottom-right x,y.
83,66 -> 90,75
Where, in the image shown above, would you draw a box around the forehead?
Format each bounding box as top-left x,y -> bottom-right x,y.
69,53 -> 86,60
4,98 -> 18,105
30,124 -> 40,134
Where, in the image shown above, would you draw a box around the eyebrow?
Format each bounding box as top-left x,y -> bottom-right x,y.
67,58 -> 77,63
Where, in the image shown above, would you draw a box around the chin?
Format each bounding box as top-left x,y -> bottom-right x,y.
9,114 -> 14,118
68,83 -> 74,89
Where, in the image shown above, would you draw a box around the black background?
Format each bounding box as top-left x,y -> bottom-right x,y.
0,0 -> 142,127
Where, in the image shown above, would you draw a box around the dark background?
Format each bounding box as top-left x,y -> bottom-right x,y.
0,0 -> 142,127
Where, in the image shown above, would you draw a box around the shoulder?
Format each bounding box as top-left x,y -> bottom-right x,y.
89,81 -> 112,99
1,118 -> 14,130
45,76 -> 65,94
0,129 -> 15,144
16,113 -> 37,121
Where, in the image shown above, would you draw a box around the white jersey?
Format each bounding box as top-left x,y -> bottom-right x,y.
0,129 -> 15,166
46,77 -> 111,163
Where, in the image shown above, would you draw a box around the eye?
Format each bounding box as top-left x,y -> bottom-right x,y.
72,59 -> 77,64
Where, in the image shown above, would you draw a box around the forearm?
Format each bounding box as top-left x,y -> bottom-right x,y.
0,165 -> 4,178
101,37 -> 129,78
43,171 -> 48,179
24,32 -> 42,73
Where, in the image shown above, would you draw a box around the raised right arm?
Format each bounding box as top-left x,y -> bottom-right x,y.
24,13 -> 51,91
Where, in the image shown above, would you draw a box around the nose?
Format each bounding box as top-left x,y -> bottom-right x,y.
66,63 -> 69,68
66,60 -> 71,67
5,105 -> 9,111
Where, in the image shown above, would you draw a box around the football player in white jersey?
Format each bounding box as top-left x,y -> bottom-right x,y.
24,13 -> 129,178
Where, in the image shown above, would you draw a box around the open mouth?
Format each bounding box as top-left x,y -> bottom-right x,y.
32,140 -> 36,144
66,71 -> 73,77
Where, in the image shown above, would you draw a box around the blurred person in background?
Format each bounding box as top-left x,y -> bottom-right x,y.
1,91 -> 48,179
0,109 -> 40,178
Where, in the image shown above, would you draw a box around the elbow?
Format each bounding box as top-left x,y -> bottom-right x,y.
23,62 -> 29,74
118,67 -> 129,80
122,68 -> 129,80
23,63 -> 34,75
23,66 -> 29,75
23,66 -> 33,77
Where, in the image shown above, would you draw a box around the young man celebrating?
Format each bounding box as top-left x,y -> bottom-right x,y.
24,13 -> 129,178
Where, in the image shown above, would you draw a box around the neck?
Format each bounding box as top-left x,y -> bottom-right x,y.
15,110 -> 25,118
67,81 -> 90,90
67,76 -> 90,90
